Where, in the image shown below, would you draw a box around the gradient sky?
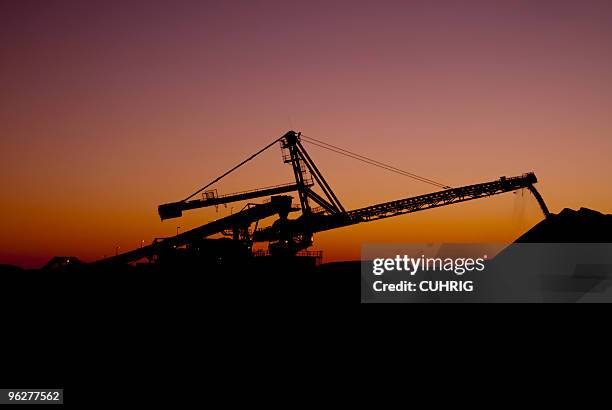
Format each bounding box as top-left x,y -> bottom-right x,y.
2,0 -> 612,268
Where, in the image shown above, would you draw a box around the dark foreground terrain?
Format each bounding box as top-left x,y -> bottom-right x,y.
1,207 -> 611,392
1,255 -> 356,390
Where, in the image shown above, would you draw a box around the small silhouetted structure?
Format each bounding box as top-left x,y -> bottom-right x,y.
42,256 -> 81,271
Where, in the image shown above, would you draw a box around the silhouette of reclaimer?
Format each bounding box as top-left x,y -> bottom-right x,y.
42,130 -> 551,270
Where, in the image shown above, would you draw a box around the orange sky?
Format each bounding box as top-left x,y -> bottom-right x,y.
2,1 -> 612,268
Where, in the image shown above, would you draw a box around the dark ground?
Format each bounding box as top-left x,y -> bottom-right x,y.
1,207 -> 611,400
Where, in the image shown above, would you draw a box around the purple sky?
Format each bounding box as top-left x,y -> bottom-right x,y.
2,1 -> 612,267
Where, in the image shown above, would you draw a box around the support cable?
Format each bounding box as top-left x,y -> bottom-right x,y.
301,135 -> 451,189
182,137 -> 282,202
